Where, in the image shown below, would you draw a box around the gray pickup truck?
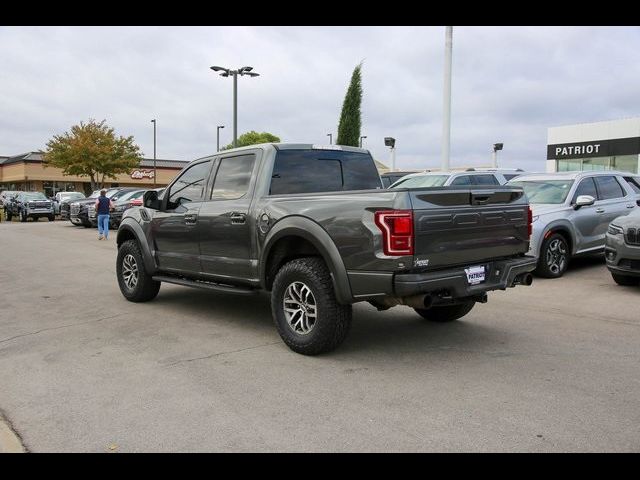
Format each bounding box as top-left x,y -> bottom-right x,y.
116,144 -> 535,354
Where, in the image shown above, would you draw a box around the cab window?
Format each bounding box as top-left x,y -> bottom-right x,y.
166,161 -> 211,210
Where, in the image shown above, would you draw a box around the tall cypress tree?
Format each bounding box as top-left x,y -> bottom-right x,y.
336,63 -> 363,147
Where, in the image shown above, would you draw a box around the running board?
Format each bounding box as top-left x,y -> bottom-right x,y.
152,275 -> 258,295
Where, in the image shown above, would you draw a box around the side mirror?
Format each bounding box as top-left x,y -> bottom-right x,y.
143,190 -> 161,210
574,195 -> 595,210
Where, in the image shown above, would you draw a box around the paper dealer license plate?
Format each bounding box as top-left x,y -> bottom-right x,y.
464,265 -> 485,285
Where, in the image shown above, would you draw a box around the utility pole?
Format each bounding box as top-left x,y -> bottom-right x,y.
151,119 -> 156,187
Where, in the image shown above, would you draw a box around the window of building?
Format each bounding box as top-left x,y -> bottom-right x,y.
210,154 -> 256,200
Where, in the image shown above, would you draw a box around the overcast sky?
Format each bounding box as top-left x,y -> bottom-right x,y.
2,26 -> 640,172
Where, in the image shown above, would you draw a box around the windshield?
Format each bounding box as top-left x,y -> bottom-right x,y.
392,175 -> 449,188
89,190 -> 101,198
509,179 -> 574,204
24,192 -> 47,200
61,192 -> 84,198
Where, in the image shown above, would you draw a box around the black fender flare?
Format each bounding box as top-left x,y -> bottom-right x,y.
117,218 -> 157,275
259,216 -> 353,304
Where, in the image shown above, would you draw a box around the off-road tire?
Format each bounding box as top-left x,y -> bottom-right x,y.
536,233 -> 570,278
414,300 -> 476,322
271,257 -> 352,355
116,239 -> 160,302
611,273 -> 639,286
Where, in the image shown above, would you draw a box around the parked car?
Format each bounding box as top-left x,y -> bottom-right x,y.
115,143 -> 535,355
109,189 -> 146,228
605,208 -> 640,286
466,168 -> 527,181
389,170 -> 510,188
508,171 -> 639,278
380,170 -> 423,188
52,191 -> 85,215
88,188 -> 140,227
5,191 -> 54,222
1,190 -> 22,216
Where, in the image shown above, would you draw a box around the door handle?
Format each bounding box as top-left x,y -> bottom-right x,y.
184,213 -> 198,225
595,208 -> 605,214
230,212 -> 246,224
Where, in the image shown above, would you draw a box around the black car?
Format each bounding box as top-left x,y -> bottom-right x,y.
109,189 -> 148,228
70,189 -> 110,227
6,191 -> 54,222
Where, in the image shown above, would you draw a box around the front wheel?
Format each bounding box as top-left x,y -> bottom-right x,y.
48,214 -> 55,221
271,257 -> 352,355
116,240 -> 160,302
536,233 -> 570,278
611,273 -> 639,286
414,300 -> 476,322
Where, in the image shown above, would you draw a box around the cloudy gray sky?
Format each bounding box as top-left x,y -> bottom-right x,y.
2,26 -> 640,171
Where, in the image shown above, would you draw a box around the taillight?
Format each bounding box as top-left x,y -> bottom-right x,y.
374,210 -> 414,256
527,206 -> 533,239
130,199 -> 143,206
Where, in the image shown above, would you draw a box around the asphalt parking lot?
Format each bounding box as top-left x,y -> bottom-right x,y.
0,220 -> 639,452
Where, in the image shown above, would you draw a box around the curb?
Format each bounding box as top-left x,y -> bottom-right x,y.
0,412 -> 27,453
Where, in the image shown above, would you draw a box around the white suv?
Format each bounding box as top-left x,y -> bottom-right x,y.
389,170 -> 512,188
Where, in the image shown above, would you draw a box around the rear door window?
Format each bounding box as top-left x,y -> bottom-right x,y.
210,154 -> 256,200
594,176 -> 625,200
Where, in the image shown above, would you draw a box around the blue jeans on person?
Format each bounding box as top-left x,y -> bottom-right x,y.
98,214 -> 110,238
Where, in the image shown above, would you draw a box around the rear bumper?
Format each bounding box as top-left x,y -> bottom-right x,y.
394,256 -> 537,298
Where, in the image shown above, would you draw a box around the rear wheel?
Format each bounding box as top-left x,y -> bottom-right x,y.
611,273 -> 639,286
116,240 -> 160,302
414,300 -> 476,322
536,233 -> 570,278
271,257 -> 352,355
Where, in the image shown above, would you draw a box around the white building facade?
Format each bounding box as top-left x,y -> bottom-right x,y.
547,117 -> 640,174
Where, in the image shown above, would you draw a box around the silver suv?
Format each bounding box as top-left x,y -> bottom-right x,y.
509,171 -> 640,278
605,208 -> 640,286
390,170 -> 510,188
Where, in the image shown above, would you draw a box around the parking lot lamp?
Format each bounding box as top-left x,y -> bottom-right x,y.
217,125 -> 225,152
210,66 -> 260,148
360,135 -> 367,148
492,142 -> 503,168
327,133 -> 332,145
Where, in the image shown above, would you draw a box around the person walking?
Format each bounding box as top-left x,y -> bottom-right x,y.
95,189 -> 114,240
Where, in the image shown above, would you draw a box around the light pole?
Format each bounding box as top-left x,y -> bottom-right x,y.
384,137 -> 396,171
210,65 -> 260,148
441,26 -> 453,171
151,119 -> 156,187
492,142 -> 503,168
217,125 -> 225,152
360,135 -> 367,148
327,133 -> 332,144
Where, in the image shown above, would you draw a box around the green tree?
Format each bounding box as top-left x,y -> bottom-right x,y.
336,63 -> 363,147
222,131 -> 281,150
43,119 -> 143,191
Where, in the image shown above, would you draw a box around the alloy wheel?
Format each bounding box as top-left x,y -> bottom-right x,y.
546,238 -> 567,275
122,254 -> 139,290
283,281 -> 317,335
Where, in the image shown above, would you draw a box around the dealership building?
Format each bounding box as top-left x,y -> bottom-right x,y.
0,151 -> 188,196
547,117 -> 640,174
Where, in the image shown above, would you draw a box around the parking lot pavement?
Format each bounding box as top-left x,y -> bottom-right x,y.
0,221 -> 639,452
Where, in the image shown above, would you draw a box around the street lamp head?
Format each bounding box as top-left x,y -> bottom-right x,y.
218,125 -> 225,129
384,137 -> 396,148
493,142 -> 504,152
243,71 -> 260,77
151,119 -> 155,123
210,65 -> 228,73
239,66 -> 253,73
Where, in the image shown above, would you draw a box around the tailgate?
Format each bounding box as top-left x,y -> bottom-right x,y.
410,187 -> 529,269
